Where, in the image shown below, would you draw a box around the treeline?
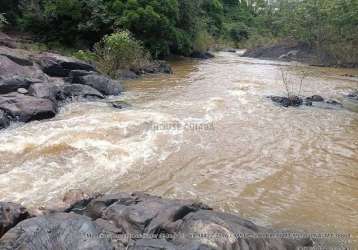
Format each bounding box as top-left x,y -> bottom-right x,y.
1,0 -> 357,65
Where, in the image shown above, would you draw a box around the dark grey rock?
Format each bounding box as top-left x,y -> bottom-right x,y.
76,74 -> 122,96
270,96 -> 303,107
0,110 -> 10,129
306,95 -> 324,102
0,213 -> 113,250
111,101 -> 131,110
326,99 -> 342,106
0,93 -> 57,122
0,76 -> 34,94
0,193 -> 313,250
28,83 -> 60,103
116,69 -> 139,80
346,91 -> 358,101
140,61 -> 173,74
0,202 -> 29,238
191,52 -> 215,60
63,84 -> 105,99
35,53 -> 96,77
67,70 -> 97,83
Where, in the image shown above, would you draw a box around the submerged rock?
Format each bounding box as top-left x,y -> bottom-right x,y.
191,51 -> 215,60
111,100 -> 131,109
270,96 -> 303,107
0,202 -> 29,238
0,93 -> 57,122
0,192 -> 313,250
0,110 -> 10,129
306,95 -> 324,102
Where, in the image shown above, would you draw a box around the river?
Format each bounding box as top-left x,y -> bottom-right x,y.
0,52 -> 357,245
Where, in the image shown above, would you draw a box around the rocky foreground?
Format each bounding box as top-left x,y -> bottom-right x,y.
0,191 -> 313,250
0,39 -> 171,130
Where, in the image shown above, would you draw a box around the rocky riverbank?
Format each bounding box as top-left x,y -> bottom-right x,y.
242,41 -> 358,68
0,42 -> 172,130
0,191 -> 313,250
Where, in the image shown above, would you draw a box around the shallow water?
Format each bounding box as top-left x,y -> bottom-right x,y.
0,52 -> 357,245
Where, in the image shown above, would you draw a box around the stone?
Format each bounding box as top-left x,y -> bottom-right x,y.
35,53 -> 96,77
0,110 -> 10,129
306,95 -> 324,102
62,84 -> 105,99
0,202 -> 29,238
75,74 -> 122,96
28,83 -> 60,103
111,101 -> 131,110
190,51 -> 215,60
270,96 -> 303,107
0,76 -> 34,94
17,88 -> 28,94
0,213 -> 113,250
0,93 -> 57,122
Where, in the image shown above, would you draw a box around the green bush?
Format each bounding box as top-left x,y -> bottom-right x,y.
93,30 -> 151,77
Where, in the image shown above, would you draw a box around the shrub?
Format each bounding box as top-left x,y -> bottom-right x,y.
90,31 -> 150,78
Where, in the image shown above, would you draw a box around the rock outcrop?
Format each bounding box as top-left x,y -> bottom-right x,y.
0,192 -> 313,250
0,202 -> 29,238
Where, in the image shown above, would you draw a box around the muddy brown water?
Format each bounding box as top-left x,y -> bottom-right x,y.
0,52 -> 357,245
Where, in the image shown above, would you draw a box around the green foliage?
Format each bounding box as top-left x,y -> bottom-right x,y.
80,30 -> 151,78
14,0 -> 225,58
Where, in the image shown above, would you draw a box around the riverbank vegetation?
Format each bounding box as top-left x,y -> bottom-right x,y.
1,0 -> 357,67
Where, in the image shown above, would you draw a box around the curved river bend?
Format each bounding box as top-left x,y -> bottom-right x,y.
0,52 -> 357,243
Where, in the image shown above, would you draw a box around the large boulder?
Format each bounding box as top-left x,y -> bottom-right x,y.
190,51 -> 215,60
0,93 -> 57,122
35,53 -> 96,77
0,202 -> 29,238
62,84 -> 105,99
0,55 -> 47,80
28,83 -> 60,103
0,213 -> 113,250
0,76 -> 35,94
0,110 -> 10,129
75,74 -> 122,96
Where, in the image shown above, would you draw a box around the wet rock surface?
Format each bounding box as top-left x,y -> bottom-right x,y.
0,93 -> 58,122
0,192 -> 313,250
269,95 -> 344,110
191,51 -> 215,60
0,202 -> 29,238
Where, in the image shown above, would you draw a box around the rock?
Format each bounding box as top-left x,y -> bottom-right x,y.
346,91 -> 358,101
0,93 -> 57,122
63,84 -> 105,99
0,55 -> 46,80
35,53 -> 96,77
0,193 -> 313,249
28,83 -> 60,103
326,99 -> 342,106
0,47 -> 33,66
0,213 -> 113,250
190,51 -> 215,60
17,88 -> 28,94
222,48 -> 237,53
0,110 -> 10,129
67,70 -> 96,83
111,101 -> 131,110
143,60 -> 173,74
0,202 -> 29,238
75,74 -> 122,96
270,96 -> 303,107
0,76 -> 34,94
306,95 -> 324,102
116,69 -> 139,80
